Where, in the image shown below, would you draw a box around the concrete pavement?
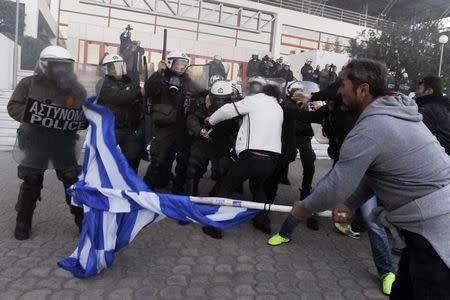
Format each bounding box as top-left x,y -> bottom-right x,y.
0,151 -> 394,299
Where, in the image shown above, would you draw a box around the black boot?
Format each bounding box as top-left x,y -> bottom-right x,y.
63,181 -> 84,233
253,211 -> 271,234
70,206 -> 83,233
14,185 -> 39,240
202,226 -> 223,239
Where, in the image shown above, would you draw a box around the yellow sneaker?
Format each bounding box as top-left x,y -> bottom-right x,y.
267,233 -> 291,246
381,272 -> 396,295
334,222 -> 360,239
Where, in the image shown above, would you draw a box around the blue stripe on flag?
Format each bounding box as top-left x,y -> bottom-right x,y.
58,96 -> 259,278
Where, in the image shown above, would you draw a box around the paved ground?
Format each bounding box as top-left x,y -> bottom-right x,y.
0,151 -> 396,300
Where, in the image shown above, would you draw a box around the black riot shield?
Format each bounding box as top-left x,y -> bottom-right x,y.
12,64 -> 102,170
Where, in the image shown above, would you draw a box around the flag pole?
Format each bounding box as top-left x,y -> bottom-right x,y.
190,197 -> 293,213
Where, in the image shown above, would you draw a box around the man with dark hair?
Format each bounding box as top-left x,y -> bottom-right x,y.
415,75 -> 450,154
269,58 -> 450,299
202,82 -> 284,239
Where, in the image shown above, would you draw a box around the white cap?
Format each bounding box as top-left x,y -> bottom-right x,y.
210,80 -> 233,96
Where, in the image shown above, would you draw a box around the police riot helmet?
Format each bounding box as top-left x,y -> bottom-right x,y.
247,76 -> 267,95
211,80 -> 233,97
167,51 -> 190,75
286,80 -> 320,98
102,54 -> 127,79
37,46 -> 75,77
230,81 -> 243,98
210,80 -> 233,109
282,61 -> 291,67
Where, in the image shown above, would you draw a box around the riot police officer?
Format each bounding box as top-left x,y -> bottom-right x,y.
97,54 -> 145,172
276,61 -> 294,82
207,55 -> 227,79
246,53 -> 260,78
185,80 -> 239,196
286,81 -> 318,230
301,58 -> 314,81
7,46 -> 87,240
259,55 -> 275,78
143,51 -> 193,193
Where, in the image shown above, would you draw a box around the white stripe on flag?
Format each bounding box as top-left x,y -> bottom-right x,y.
79,236 -> 92,270
102,212 -> 118,251
84,107 -> 130,189
206,205 -> 248,221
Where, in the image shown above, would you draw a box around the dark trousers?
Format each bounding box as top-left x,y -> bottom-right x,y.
216,151 -> 276,204
116,128 -> 145,172
296,136 -> 316,198
390,231 -> 450,300
144,126 -> 189,192
16,165 -> 81,214
264,159 -> 290,205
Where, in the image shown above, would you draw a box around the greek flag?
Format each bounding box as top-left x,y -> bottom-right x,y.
58,97 -> 257,278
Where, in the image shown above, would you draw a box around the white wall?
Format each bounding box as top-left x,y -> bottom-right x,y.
37,0 -> 58,37
0,34 -> 21,89
287,50 -> 350,79
23,0 -> 39,38
20,0 -> 58,39
60,0 -> 368,64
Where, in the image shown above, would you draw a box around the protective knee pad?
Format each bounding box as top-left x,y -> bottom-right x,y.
19,173 -> 44,188
187,158 -> 204,179
211,157 -> 231,180
56,167 -> 80,187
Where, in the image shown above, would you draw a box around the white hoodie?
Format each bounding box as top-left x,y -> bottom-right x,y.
209,93 -> 283,156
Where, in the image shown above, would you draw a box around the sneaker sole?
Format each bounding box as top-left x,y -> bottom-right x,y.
267,239 -> 291,246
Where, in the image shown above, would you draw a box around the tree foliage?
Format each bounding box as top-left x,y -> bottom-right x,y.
348,19 -> 450,92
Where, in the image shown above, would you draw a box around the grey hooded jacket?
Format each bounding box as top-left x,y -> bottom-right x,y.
300,94 -> 450,267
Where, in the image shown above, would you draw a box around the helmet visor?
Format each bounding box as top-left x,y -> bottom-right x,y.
46,61 -> 74,78
104,61 -> 127,78
171,59 -> 189,75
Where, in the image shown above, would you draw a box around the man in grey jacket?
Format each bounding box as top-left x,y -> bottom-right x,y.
269,59 -> 450,299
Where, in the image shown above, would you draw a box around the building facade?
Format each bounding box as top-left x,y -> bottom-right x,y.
50,0 -> 376,81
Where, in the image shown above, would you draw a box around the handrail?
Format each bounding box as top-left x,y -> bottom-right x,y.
249,0 -> 392,28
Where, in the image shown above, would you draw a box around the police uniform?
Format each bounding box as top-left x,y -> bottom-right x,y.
97,75 -> 145,171
185,97 -> 239,196
143,70 -> 192,193
8,74 -> 86,240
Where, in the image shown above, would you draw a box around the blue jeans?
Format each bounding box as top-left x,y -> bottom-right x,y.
361,196 -> 396,278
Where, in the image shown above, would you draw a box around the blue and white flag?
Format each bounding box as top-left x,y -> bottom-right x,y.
58,97 -> 257,278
